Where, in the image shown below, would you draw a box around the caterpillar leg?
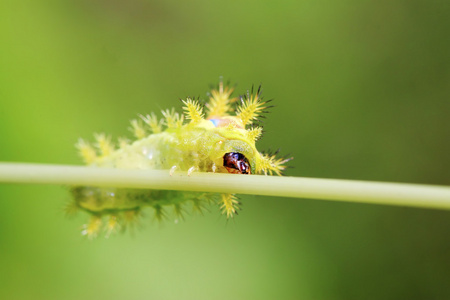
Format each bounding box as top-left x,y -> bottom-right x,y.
169,165 -> 177,176
187,166 -> 198,176
220,194 -> 240,218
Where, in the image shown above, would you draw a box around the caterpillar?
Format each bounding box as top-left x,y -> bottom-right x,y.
69,81 -> 291,238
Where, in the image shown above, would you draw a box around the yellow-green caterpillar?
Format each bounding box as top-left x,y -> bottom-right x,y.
70,81 -> 291,238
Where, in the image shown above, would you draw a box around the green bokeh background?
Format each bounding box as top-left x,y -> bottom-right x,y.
1,1 -> 449,299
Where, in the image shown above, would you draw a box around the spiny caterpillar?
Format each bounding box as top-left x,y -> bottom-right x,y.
69,81 -> 291,238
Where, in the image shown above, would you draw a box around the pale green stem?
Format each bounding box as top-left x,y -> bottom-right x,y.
1,162 -> 450,210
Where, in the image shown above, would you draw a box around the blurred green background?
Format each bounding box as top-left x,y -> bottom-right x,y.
1,0 -> 449,299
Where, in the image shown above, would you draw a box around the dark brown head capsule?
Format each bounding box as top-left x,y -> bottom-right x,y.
223,152 -> 251,174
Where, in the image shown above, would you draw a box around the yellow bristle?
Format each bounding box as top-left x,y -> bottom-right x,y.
105,215 -> 120,238
247,127 -> 263,143
81,215 -> 102,239
76,138 -> 97,164
236,89 -> 267,127
257,153 -> 292,176
130,119 -> 147,139
153,205 -> 166,222
94,133 -> 115,157
162,108 -> 184,128
182,99 -> 204,124
206,81 -> 237,118
220,194 -> 240,218
173,203 -> 185,223
140,113 -> 163,133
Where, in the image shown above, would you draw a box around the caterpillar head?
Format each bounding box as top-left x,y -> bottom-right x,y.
205,124 -> 258,174
198,114 -> 289,176
179,83 -> 292,176
223,152 -> 251,174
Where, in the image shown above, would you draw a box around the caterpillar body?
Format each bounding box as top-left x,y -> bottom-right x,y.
70,81 -> 291,238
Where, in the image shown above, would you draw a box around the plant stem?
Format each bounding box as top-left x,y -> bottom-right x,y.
1,162 -> 450,210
